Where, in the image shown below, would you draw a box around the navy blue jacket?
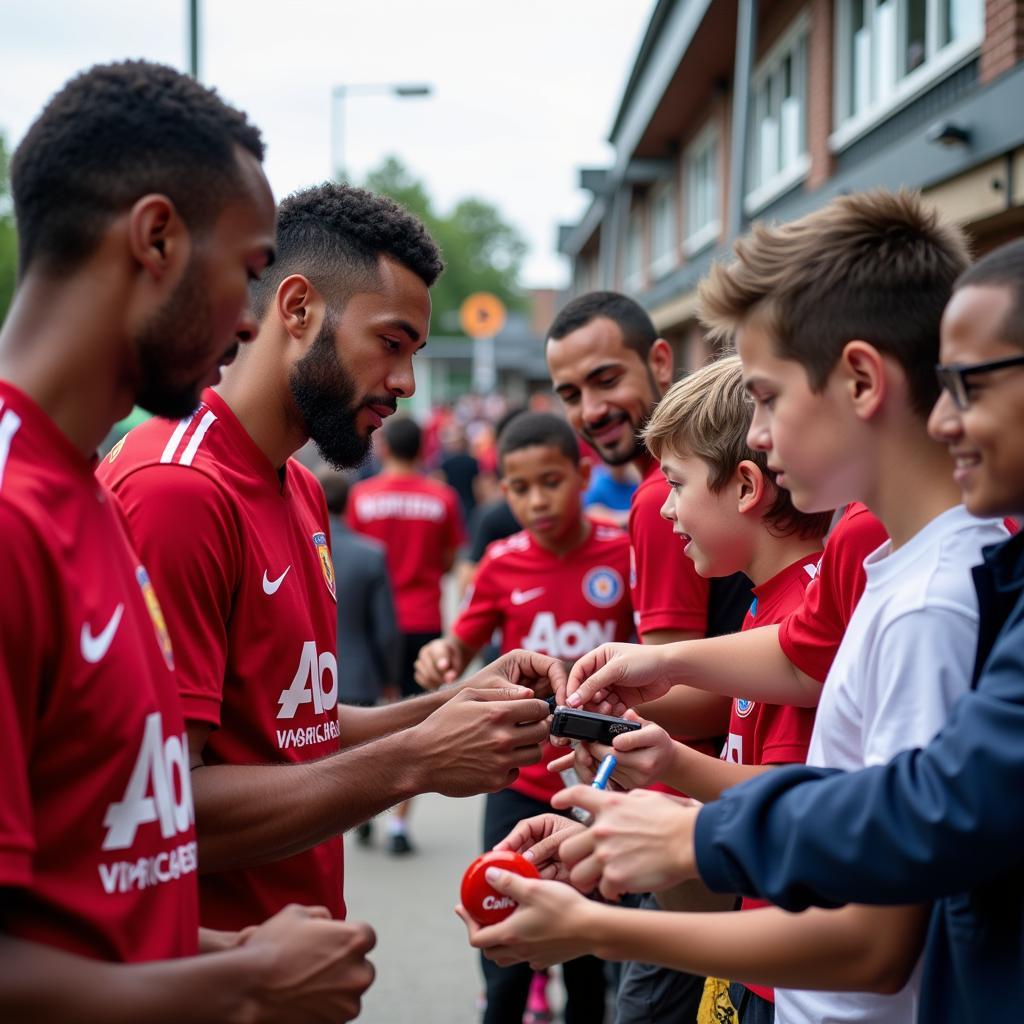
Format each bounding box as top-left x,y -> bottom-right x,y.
695,531 -> 1024,1023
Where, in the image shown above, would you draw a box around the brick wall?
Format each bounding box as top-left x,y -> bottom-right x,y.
981,0 -> 1024,84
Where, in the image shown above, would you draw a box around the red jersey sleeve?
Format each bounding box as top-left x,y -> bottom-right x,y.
0,507 -> 55,887
629,474 -> 709,637
451,553 -> 503,652
778,505 -> 888,682
109,465 -> 242,727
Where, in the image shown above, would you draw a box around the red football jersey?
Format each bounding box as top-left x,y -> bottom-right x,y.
453,521 -> 634,804
778,504 -> 889,683
98,389 -> 344,929
347,472 -> 465,633
628,460 -> 709,638
722,551 -> 821,1004
0,383 -> 198,962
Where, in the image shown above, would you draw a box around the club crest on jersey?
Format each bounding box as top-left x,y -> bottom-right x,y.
136,566 -> 174,671
583,566 -> 623,609
735,698 -> 755,718
106,436 -> 127,462
311,531 -> 337,601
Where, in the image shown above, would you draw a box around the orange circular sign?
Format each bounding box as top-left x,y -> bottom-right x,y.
460,292 -> 507,340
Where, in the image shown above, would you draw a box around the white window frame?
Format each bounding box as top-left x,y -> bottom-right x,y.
683,122 -> 722,257
744,12 -> 811,216
622,205 -> 646,294
649,179 -> 678,279
831,0 -> 984,152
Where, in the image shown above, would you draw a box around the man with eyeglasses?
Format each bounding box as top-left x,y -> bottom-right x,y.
597,236 -> 1024,1021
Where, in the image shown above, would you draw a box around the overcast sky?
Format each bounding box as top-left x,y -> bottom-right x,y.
0,0 -> 655,288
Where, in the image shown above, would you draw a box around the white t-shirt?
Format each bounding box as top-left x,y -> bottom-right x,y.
774,505 -> 1007,1024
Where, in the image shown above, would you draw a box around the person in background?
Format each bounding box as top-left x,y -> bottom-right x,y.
417,411 -> 630,1024
438,421 -> 480,527
348,414 -> 466,853
320,470 -> 400,847
546,290 -> 753,1023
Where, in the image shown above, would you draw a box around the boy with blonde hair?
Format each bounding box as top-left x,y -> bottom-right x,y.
545,354 -> 830,1020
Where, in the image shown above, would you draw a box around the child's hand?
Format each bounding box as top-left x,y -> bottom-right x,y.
414,637 -> 461,689
456,869 -> 599,969
551,787 -> 701,900
493,812 -> 585,882
607,710 -> 676,789
547,745 -> 599,786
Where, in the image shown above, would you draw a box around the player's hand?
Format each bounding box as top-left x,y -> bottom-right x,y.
466,649 -> 567,701
552,787 -> 700,900
414,637 -> 461,689
493,812 -> 586,882
456,869 -> 599,970
563,642 -> 674,712
243,904 -> 376,1023
412,686 -> 549,796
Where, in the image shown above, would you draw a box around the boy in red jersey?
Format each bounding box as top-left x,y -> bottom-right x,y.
545,291 -> 754,1021
348,413 -> 464,853
417,411 -> 631,1024
0,61 -> 376,1022
98,182 -> 557,936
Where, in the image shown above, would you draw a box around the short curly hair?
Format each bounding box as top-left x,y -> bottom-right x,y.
12,60 -> 265,276
251,182 -> 444,318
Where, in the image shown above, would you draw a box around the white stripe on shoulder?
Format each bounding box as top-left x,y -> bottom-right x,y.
160,412 -> 195,464
0,404 -> 23,492
178,409 -> 217,466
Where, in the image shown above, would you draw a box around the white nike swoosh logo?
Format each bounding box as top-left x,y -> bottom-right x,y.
263,566 -> 291,595
510,587 -> 545,606
81,604 -> 125,663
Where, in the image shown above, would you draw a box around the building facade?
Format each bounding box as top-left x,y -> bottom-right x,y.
559,0 -> 1024,368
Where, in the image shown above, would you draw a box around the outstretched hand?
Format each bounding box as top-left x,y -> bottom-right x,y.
456,867 -> 599,970
551,786 -> 701,900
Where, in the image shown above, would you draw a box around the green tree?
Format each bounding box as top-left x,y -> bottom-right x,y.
361,156 -> 526,335
0,133 -> 17,326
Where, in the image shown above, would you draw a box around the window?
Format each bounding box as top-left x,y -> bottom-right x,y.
834,0 -> 983,146
623,206 -> 645,293
684,125 -> 721,255
746,16 -> 810,214
650,180 -> 677,277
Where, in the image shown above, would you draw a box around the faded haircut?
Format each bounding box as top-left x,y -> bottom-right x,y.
643,356 -> 833,540
954,238 -> 1024,350
251,182 -> 443,320
698,189 -> 971,415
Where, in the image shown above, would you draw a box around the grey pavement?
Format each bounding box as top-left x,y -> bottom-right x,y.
344,791 -> 487,1024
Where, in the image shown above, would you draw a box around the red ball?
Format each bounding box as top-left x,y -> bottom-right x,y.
460,850 -> 540,925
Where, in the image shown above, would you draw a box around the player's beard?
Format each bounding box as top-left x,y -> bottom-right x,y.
583,365 -> 660,467
289,313 -> 395,470
134,254 -> 217,420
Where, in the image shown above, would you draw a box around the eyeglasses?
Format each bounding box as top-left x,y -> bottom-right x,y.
935,354 -> 1024,410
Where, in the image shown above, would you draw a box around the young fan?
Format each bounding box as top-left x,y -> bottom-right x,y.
417,411 -> 632,1024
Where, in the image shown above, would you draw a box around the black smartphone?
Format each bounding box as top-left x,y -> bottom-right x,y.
549,705 -> 641,745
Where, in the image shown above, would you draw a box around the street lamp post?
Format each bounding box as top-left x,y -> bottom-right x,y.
330,82 -> 432,181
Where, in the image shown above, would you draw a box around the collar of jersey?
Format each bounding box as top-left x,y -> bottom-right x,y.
201,388 -> 290,494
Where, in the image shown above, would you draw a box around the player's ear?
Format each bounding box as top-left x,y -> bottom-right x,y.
648,339 -> 674,394
577,457 -> 592,490
276,274 -> 325,348
735,459 -> 766,515
127,194 -> 188,284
